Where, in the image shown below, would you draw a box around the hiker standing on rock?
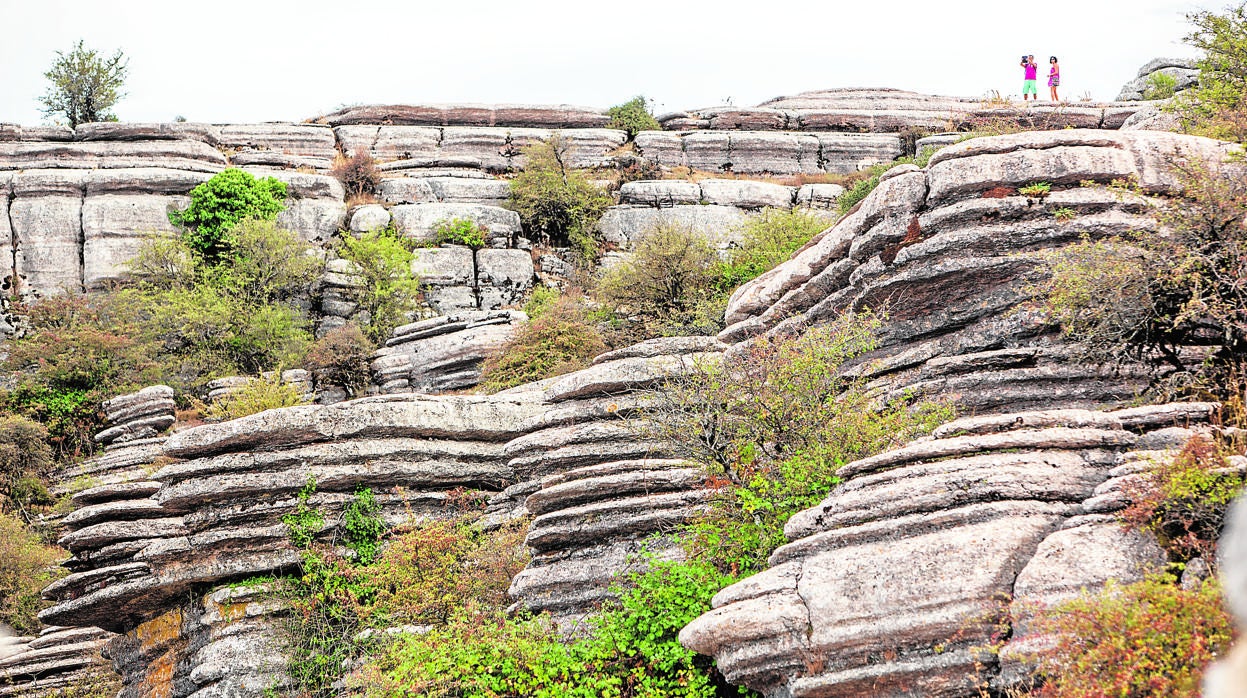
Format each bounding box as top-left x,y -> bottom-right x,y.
1049,56 -> 1061,101
1021,55 -> 1039,101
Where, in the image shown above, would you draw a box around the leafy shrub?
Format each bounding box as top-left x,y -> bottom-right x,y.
478,300 -> 608,393
2,295 -> 156,458
432,218 -> 487,249
359,557 -> 739,698
1121,435 -> 1244,561
169,169 -> 288,259
39,40 -> 128,127
1018,181 -> 1052,197
337,228 -> 423,345
836,172 -> 883,215
205,373 -> 305,422
509,136 -> 613,262
332,150 -> 382,201
648,313 -> 952,573
0,510 -> 65,634
521,285 -> 561,320
713,208 -> 829,292
343,486 -> 387,565
1172,3 -> 1247,142
1144,71 -> 1180,100
283,476 -> 325,550
1050,206 -> 1077,221
0,416 -> 54,505
607,96 -> 662,138
305,324 -> 375,397
1026,575 -> 1232,697
120,219 -> 320,386
594,224 -> 720,338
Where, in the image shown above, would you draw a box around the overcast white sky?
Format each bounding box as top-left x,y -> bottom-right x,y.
0,0 -> 1209,126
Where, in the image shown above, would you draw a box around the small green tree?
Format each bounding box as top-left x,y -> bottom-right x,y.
39,40 -> 129,128
337,229 -> 423,344
606,95 -> 661,138
595,224 -> 720,337
169,169 -> 288,259
1174,2 -> 1247,141
509,136 -> 612,262
713,209 -> 830,292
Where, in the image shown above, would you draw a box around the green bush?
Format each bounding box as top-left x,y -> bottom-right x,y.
1025,575 -> 1232,698
1144,71 -> 1180,100
648,313 -> 953,573
0,510 -> 65,634
607,96 -> 662,138
432,218 -> 487,249
478,300 -> 608,393
1018,181 -> 1052,197
1172,3 -> 1247,142
521,285 -> 561,320
1121,435 -> 1244,561
509,136 -> 613,262
205,372 -> 305,422
169,169 -> 288,259
343,486 -> 387,565
337,228 -> 423,345
713,208 -> 829,292
305,324 -> 375,397
120,219 -> 321,386
836,172 -> 883,215
594,224 -> 720,338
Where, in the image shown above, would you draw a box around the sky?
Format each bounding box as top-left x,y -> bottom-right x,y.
0,0 -> 1210,126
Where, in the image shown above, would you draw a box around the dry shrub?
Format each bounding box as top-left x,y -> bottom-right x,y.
478,300 -> 608,393
332,150 -> 382,200
305,324 -> 375,397
1026,575 -> 1233,698
205,373 -> 305,421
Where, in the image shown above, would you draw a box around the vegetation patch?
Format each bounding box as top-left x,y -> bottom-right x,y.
432,218 -> 487,249
169,169 -> 288,260
508,136 -> 612,263
336,227 -> 423,345
478,298 -> 608,393
607,96 -> 662,138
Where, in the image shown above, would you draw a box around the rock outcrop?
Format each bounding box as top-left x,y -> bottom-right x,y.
720,129 -> 1234,414
0,626 -> 114,697
371,310 -> 527,393
1117,57 -> 1201,101
680,404 -> 1212,697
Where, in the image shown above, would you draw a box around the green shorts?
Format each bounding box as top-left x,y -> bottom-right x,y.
1023,80 -> 1038,95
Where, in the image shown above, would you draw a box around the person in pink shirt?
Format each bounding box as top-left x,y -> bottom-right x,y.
1021,55 -> 1039,101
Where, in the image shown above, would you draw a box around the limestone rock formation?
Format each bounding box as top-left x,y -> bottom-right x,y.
1117,57 -> 1201,101
371,310 -> 527,393
680,404 -> 1212,697
317,103 -> 612,129
334,125 -> 625,173
720,129 -> 1234,414
0,626 -> 114,697
94,386 -> 176,446
635,131 -> 904,175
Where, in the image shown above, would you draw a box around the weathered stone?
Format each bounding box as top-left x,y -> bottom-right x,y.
349,204 -> 392,232
317,103 -> 612,128
619,180 -> 703,206
597,205 -> 748,249
377,177 -> 437,204
476,249 -> 533,309
390,203 -> 521,245
698,179 -> 795,209
410,246 -> 475,286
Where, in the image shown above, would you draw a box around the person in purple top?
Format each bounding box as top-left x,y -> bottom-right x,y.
1021,55 -> 1039,101
1049,56 -> 1061,101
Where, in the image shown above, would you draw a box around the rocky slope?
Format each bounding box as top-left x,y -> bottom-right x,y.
0,100 -> 1217,697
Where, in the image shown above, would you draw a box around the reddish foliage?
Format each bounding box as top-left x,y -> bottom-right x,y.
981,186 -> 1015,199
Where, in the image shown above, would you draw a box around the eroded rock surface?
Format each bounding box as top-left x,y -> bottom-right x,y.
681,405 -> 1212,697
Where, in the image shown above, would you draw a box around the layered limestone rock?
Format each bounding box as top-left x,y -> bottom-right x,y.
635,130 -> 904,175
317,103 -> 612,129
334,125 -> 625,173
506,336 -> 726,624
39,393 -> 546,633
680,404 -> 1213,697
94,386 -> 176,447
0,626 -> 115,697
720,129 -> 1235,414
371,310 -> 527,393
661,88 -> 1144,134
